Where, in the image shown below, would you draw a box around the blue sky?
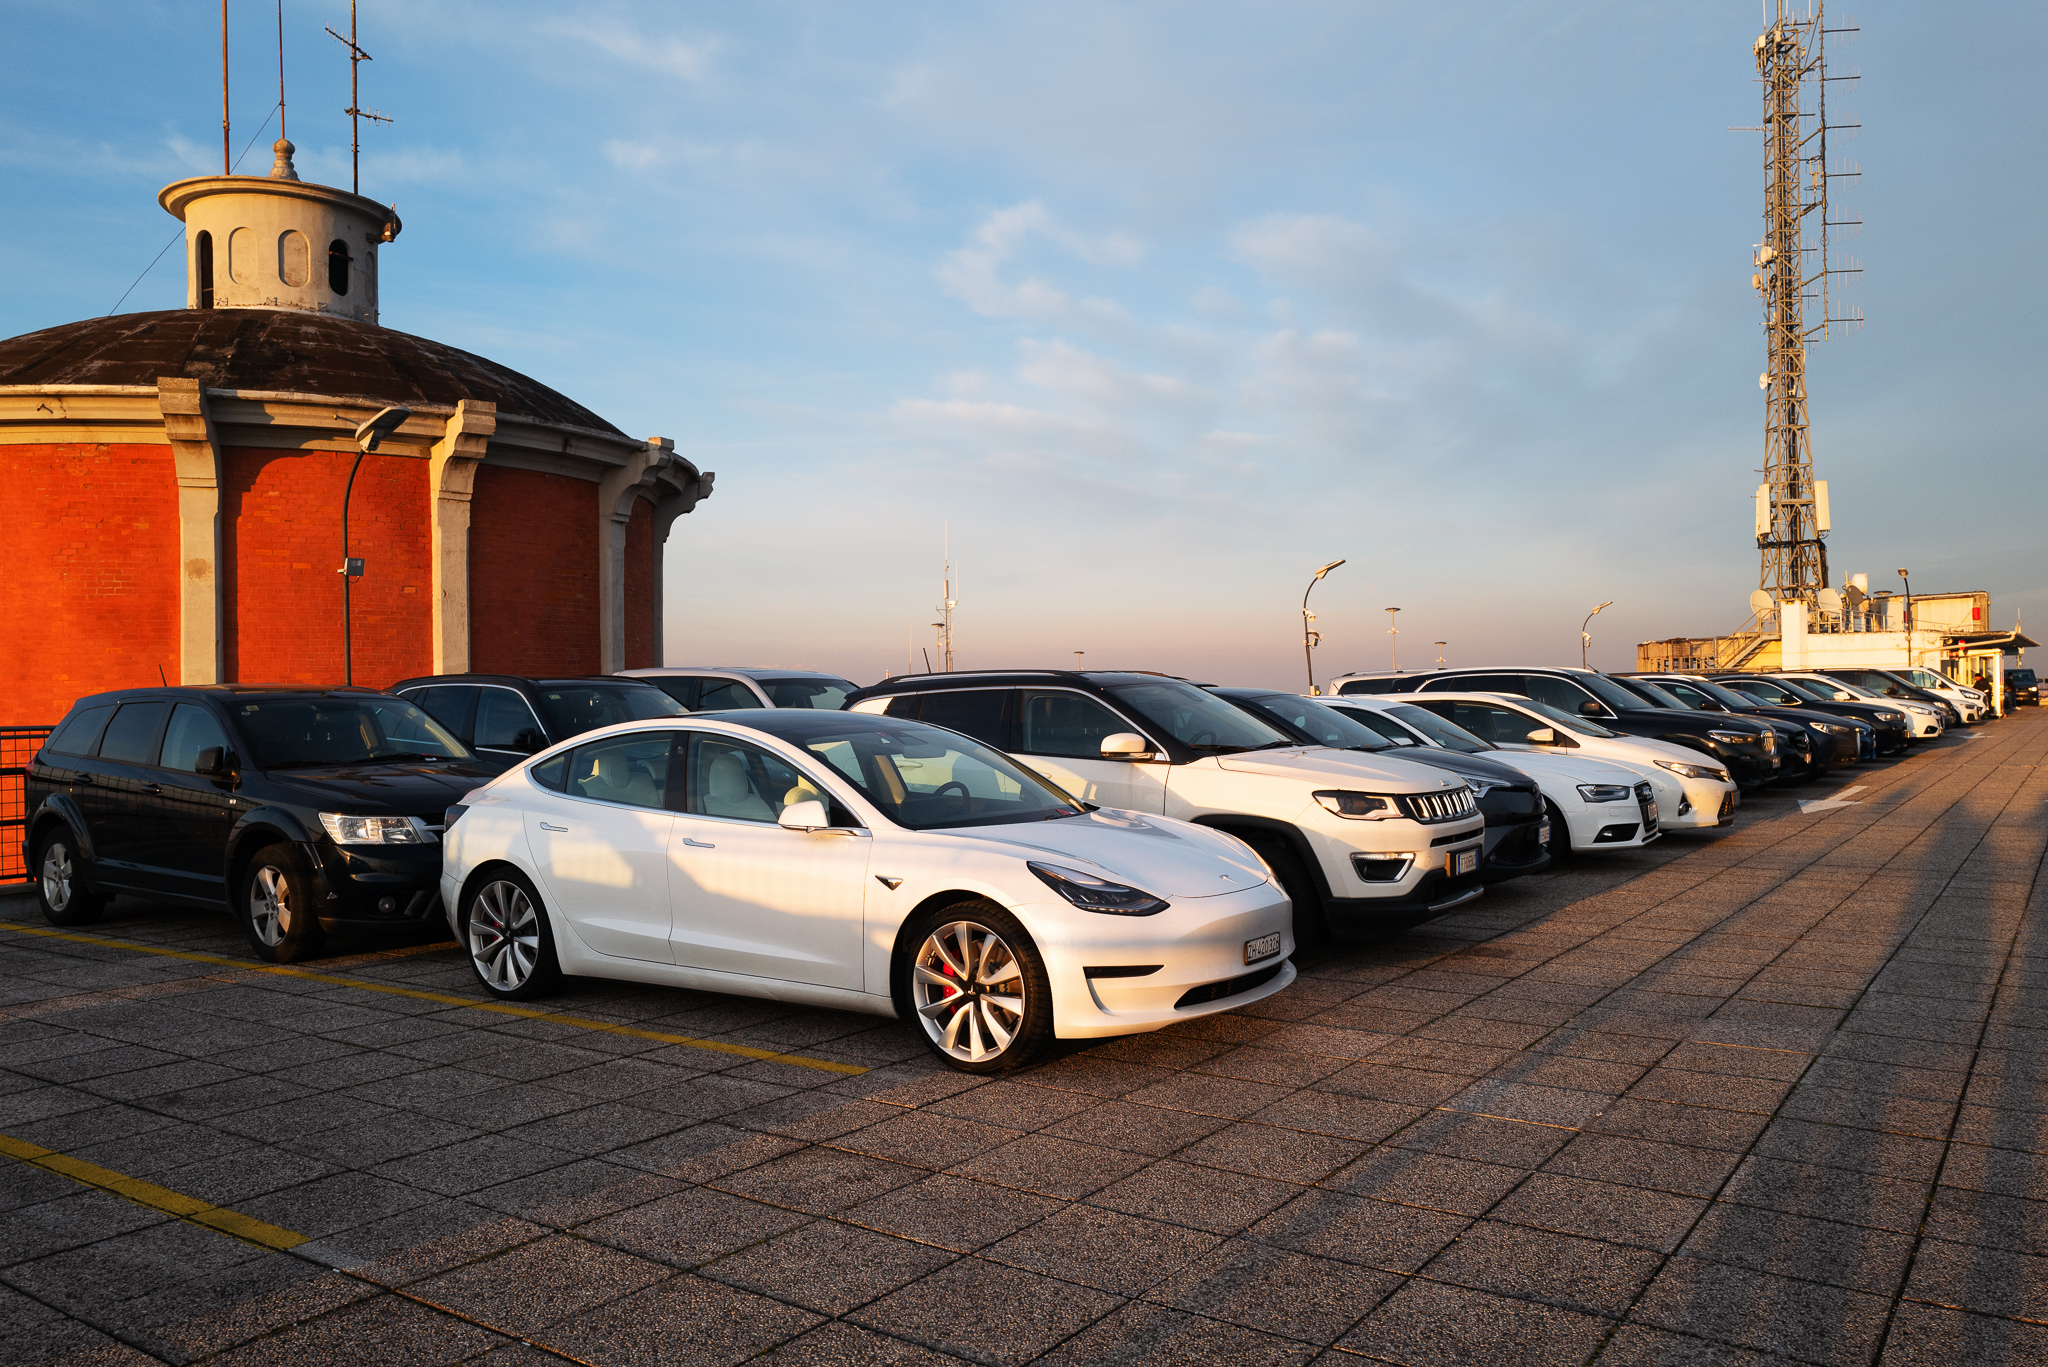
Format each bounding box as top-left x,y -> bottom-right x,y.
4,2 -> 2041,688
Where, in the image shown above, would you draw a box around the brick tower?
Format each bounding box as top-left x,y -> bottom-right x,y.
0,143 -> 712,725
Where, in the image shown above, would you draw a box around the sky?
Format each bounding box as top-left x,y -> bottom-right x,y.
3,1 -> 2041,689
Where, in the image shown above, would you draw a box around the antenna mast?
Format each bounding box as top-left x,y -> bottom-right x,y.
326,0 -> 391,194
1751,0 -> 1861,617
934,533 -> 957,673
220,1 -> 230,173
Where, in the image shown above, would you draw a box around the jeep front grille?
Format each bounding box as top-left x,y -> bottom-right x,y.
1399,787 -> 1478,823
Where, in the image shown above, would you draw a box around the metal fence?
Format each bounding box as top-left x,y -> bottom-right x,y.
1,728 -> 54,885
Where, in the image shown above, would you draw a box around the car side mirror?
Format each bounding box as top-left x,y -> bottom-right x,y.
778,799 -> 829,831
1100,732 -> 1156,761
1526,728 -> 1557,745
1699,700 -> 1728,712
1578,701 -> 1607,717
514,729 -> 545,754
196,745 -> 233,776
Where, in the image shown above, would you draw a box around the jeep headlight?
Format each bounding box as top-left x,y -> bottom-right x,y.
320,813 -> 436,845
1313,791 -> 1402,820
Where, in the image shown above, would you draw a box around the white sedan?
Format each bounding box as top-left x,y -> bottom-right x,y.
1381,692 -> 1740,838
439,710 -> 1294,1072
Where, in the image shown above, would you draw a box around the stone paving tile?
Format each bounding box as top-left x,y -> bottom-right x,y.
1423,1218 -> 1664,1317
1338,1278 -> 1616,1366
705,1218 -> 956,1314
412,1234 -> 671,1334
982,1203 -> 1219,1295
1144,1238 -> 1401,1345
1628,1250 -> 1895,1366
949,1133 -> 1150,1200
575,1186 -> 813,1268
1249,1188 -> 1470,1272
849,1257 -> 1121,1366
537,1273 -> 822,1366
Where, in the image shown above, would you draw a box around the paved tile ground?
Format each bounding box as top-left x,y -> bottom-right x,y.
1,712 -> 2044,1366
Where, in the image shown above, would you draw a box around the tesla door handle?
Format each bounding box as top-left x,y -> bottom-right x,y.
538,822 -> 568,832
679,837 -> 716,849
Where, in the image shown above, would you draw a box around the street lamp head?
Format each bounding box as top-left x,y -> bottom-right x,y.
1314,559 -> 1345,579
1592,600 -> 1614,615
1896,568 -> 1910,579
353,405 -> 414,453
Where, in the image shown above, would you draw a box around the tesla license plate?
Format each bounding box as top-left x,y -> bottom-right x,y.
1450,848 -> 1479,876
1244,933 -> 1281,964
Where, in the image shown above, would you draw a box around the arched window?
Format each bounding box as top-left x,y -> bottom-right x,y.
196,231 -> 214,309
328,239 -> 351,296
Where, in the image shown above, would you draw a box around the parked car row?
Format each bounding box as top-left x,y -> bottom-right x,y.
19,657 -> 1995,1072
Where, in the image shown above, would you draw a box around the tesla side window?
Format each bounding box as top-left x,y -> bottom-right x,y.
565,732 -> 676,810
1019,690 -> 1134,759
687,735 -> 829,823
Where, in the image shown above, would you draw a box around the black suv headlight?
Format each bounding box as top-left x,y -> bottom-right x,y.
320,813 -> 437,845
1028,862 -> 1169,916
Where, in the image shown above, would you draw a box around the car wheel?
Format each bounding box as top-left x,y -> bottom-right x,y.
1244,835 -> 1326,949
239,844 -> 327,963
464,872 -> 562,1000
35,829 -> 105,927
1541,800 -> 1571,862
898,901 -> 1052,1074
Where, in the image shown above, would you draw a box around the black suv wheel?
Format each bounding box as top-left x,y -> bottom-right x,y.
239,844 -> 327,963
35,828 -> 105,927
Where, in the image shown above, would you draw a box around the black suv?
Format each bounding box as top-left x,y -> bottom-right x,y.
1704,675 -> 1911,756
2008,668 -> 2039,708
1629,673 -> 1873,766
1606,675 -> 1823,782
24,687 -> 497,962
389,674 -> 685,771
1209,688 -> 1551,884
1329,666 -> 1782,788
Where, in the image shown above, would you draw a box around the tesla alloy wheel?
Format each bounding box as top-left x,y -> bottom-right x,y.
465,873 -> 561,1000
903,902 -> 1051,1073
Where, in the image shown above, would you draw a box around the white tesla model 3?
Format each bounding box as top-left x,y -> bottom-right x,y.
439,710 -> 1295,1072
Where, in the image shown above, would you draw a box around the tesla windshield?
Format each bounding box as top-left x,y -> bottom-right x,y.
1103,679 -> 1292,755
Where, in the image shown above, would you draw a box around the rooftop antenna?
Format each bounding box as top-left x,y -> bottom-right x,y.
276,0 -> 285,141
934,528 -> 957,673
326,0 -> 392,194
220,1 -> 230,173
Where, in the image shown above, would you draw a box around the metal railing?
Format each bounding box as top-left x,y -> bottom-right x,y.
1,728 -> 54,885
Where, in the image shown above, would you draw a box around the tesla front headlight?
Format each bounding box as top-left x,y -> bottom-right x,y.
1027,862 -> 1169,916
1577,784 -> 1635,803
320,813 -> 436,845
1312,791 -> 1402,820
1655,760 -> 1729,782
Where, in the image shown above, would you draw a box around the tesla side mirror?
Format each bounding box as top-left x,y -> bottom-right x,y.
196,746 -> 228,775
1100,732 -> 1155,761
1526,728 -> 1557,745
778,799 -> 829,831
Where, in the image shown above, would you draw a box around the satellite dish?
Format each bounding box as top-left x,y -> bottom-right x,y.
1759,372 -> 1771,391
1844,583 -> 1867,609
1817,588 -> 1844,614
1749,589 -> 1773,617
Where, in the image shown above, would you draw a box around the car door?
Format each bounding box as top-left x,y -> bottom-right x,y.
524,730 -> 679,963
82,700 -> 172,887
148,702 -> 239,902
669,732 -> 869,989
1013,688 -> 1170,814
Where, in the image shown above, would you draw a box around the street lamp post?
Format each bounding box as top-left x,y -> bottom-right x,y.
1581,600 -> 1614,669
1301,560 -> 1345,694
1385,608 -> 1401,669
1897,568 -> 1912,635
340,406 -> 412,685
1434,641 -> 1446,667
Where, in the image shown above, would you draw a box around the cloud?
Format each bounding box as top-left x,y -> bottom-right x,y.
936,201 -> 1140,324
549,19 -> 718,81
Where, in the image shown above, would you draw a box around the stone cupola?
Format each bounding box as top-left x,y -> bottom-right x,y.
157,140 -> 402,324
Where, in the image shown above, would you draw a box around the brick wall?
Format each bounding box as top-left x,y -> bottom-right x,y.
624,497 -> 655,670
469,466 -> 600,676
0,444 -> 180,725
221,447 -> 432,689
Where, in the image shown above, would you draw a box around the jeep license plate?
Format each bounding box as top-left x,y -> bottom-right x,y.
1450,848 -> 1479,876
1244,933 -> 1281,964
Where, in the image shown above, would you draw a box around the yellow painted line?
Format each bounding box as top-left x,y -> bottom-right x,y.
0,1130 -> 310,1252
0,922 -> 868,1075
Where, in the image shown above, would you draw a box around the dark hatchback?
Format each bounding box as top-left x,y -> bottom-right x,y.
389,673 -> 685,772
24,686 -> 497,962
1210,688 -> 1551,884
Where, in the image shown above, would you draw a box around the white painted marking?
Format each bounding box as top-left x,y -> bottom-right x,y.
1799,784 -> 1867,815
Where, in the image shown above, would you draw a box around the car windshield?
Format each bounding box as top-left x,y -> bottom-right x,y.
1579,673 -> 1654,712
1811,677 -> 1882,700
235,696 -> 471,767
778,715 -> 1084,830
1322,704 -> 1424,747
2012,670 -> 2037,686
1236,695 -> 1390,750
1675,677 -> 1762,710
759,676 -> 857,709
1102,678 -> 1292,755
1381,704 -> 1494,754
1516,696 -> 1622,738
1617,678 -> 1687,709
536,685 -> 685,738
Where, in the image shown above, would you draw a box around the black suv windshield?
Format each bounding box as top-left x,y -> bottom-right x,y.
1669,677 -> 1761,711
1238,694 -> 1390,750
2011,670 -> 2037,686
235,696 -> 470,767
764,715 -> 1083,830
536,685 -> 685,737
1617,679 -> 1687,709
1102,679 -> 1291,755
1580,673 -> 1656,712
760,677 -> 857,709
1382,704 -> 1494,753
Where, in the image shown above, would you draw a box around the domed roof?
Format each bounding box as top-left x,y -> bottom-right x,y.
0,310 -> 622,435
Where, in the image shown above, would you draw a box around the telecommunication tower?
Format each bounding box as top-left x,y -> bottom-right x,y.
1749,1 -> 1861,614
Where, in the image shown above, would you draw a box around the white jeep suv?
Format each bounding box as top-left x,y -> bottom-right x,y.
846,671 -> 1487,942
